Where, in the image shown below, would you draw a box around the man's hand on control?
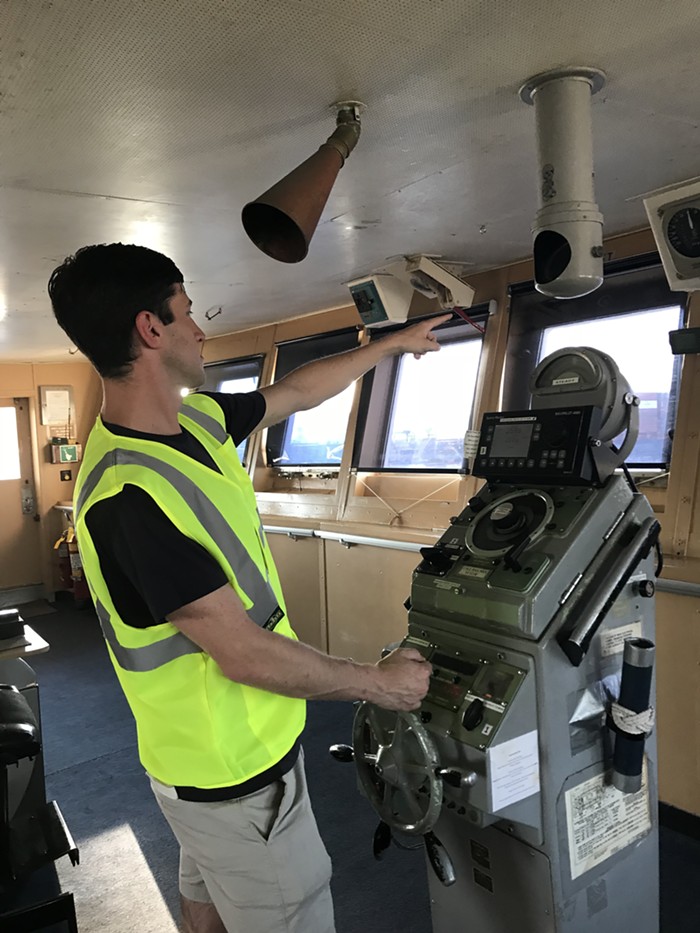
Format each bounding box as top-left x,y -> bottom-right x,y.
371,647 -> 432,711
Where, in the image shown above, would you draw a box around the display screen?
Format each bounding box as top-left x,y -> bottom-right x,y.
479,669 -> 515,703
352,285 -> 375,315
429,677 -> 467,708
432,653 -> 480,678
490,423 -> 534,458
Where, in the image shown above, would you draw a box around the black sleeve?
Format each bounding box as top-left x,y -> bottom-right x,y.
202,391 -> 266,445
85,485 -> 229,627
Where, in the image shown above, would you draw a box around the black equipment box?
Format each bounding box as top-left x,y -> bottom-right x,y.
0,608 -> 25,641
471,406 -> 614,486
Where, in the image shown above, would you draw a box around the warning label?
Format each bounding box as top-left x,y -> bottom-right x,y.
564,762 -> 651,880
600,621 -> 642,658
488,730 -> 540,812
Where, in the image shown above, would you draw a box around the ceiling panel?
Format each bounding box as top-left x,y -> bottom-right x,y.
1,0 -> 699,360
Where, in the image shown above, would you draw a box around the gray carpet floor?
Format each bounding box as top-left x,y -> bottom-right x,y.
4,600 -> 700,932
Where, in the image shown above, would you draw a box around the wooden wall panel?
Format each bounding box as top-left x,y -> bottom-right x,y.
0,361 -> 101,594
662,293 -> 700,558
266,532 -> 326,652
324,542 -> 418,663
32,363 -> 101,591
655,591 -> 700,813
0,365 -> 35,397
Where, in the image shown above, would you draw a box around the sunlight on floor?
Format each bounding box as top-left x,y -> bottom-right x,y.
57,823 -> 179,933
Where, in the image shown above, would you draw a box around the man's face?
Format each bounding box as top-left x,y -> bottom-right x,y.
162,284 -> 206,388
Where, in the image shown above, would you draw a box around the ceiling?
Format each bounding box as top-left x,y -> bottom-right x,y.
1,0 -> 698,362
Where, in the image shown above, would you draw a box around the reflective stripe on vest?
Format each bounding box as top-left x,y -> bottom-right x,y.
77,450 -> 279,629
181,403 -> 267,543
95,598 -> 201,672
179,403 -> 228,445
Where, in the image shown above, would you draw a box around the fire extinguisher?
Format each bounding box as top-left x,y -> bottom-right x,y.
68,538 -> 90,601
55,525 -> 91,602
56,539 -> 73,589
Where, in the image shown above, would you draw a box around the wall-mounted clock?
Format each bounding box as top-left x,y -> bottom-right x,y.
644,178 -> 700,291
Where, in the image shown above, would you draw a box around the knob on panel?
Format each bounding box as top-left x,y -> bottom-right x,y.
462,698 -> 485,731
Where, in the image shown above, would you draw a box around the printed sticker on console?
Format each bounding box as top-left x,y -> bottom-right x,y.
564,761 -> 651,880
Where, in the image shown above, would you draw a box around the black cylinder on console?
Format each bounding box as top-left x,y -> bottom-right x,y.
611,637 -> 655,793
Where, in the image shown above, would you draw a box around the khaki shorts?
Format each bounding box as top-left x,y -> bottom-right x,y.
150,750 -> 335,933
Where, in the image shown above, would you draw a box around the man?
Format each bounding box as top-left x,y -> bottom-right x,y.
49,243 -> 447,933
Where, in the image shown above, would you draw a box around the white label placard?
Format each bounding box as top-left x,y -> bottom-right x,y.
600,621 -> 642,658
457,565 -> 490,579
44,389 -> 71,424
564,762 -> 651,880
488,730 -> 540,812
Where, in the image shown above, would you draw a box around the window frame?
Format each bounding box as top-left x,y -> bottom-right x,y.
266,326 -> 362,470
352,308 -> 490,474
199,354 -> 264,465
200,354 -> 264,391
504,256 -> 685,472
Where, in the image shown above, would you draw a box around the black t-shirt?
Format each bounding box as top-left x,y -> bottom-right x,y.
85,391 -> 266,628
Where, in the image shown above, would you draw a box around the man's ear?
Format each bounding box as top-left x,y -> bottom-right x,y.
134,310 -> 165,349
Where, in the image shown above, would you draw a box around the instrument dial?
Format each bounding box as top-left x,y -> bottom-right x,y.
667,206 -> 700,258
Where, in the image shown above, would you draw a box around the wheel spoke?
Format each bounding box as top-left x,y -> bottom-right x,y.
392,714 -> 406,735
357,752 -> 378,766
366,705 -> 391,746
402,761 -> 430,777
399,780 -> 425,820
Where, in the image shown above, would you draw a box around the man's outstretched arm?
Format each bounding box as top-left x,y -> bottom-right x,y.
168,583 -> 432,711
256,313 -> 452,430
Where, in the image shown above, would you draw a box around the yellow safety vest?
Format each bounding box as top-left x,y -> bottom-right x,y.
74,393 -> 306,788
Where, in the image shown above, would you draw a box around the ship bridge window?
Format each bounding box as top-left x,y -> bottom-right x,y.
266,328 -> 361,468
353,310 -> 488,472
198,355 -> 263,464
504,257 -> 684,470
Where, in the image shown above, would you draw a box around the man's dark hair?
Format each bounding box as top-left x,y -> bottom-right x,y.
48,243 -> 185,378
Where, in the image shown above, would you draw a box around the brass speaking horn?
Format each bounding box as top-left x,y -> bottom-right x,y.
242,101 -> 365,263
